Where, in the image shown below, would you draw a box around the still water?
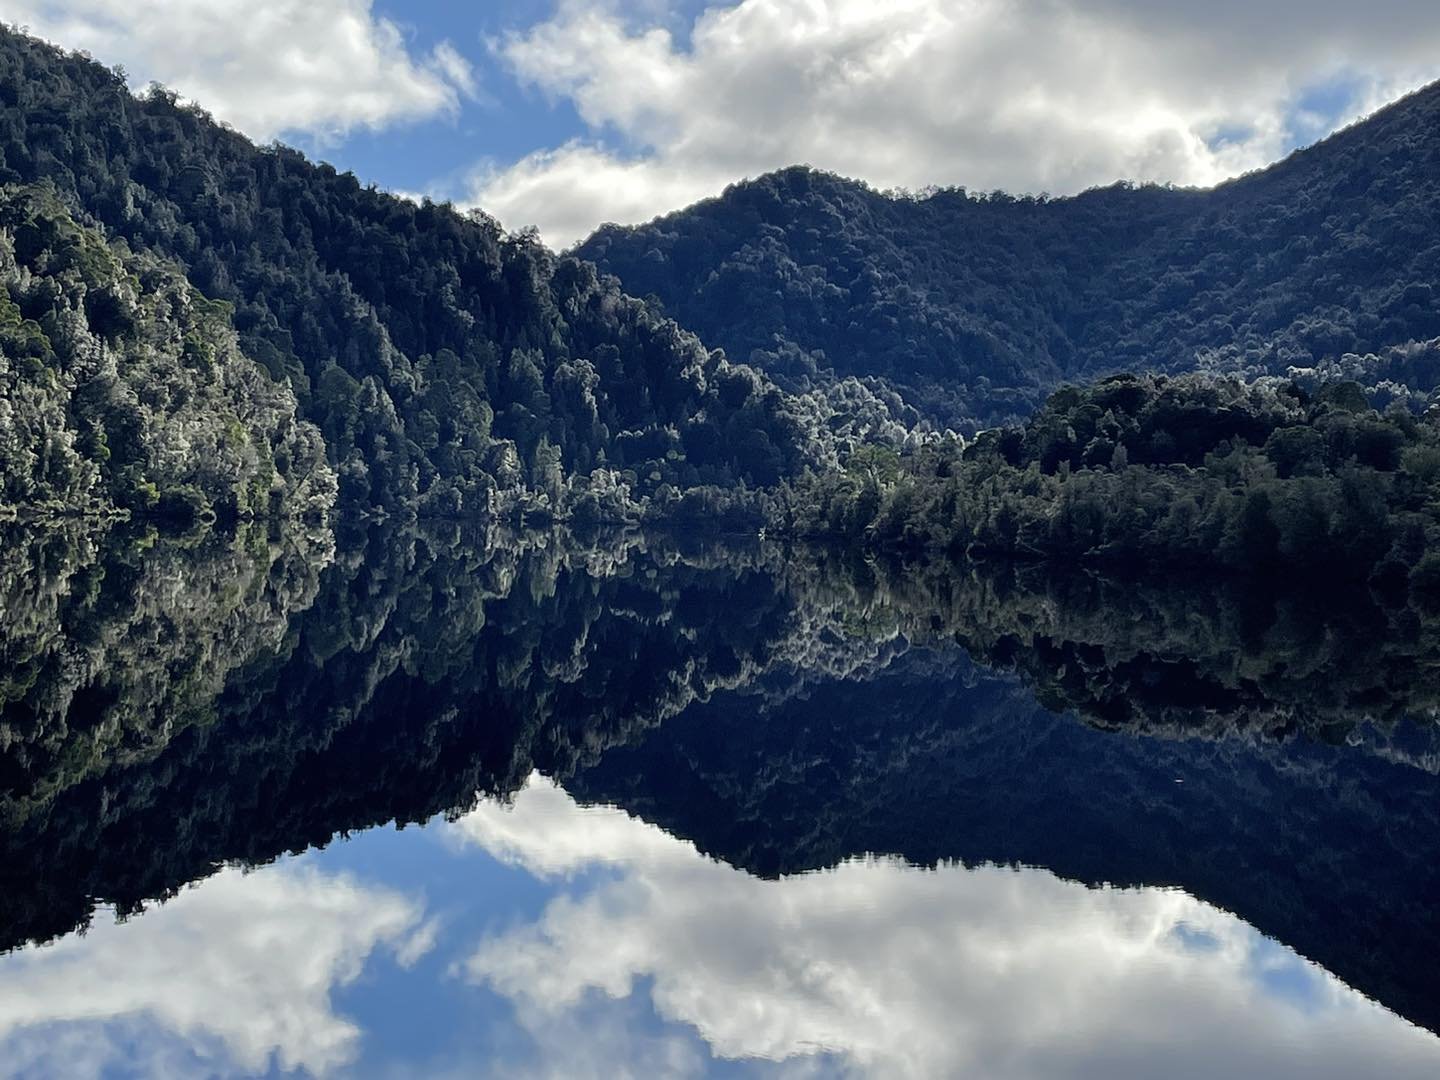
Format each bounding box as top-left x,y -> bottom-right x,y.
1,520 -> 1438,1078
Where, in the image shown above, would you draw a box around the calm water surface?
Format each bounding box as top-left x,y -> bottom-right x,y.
1,521 -> 1438,1078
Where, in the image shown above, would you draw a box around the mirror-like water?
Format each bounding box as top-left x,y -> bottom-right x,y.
5,777 -> 1439,1079
2,521 -> 1438,1077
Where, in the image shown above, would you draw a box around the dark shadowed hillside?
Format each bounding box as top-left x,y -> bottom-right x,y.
578,82 -> 1440,433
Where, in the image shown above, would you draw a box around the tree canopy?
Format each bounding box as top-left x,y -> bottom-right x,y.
580,83 -> 1440,434
777,373 -> 1440,591
0,26 -> 839,519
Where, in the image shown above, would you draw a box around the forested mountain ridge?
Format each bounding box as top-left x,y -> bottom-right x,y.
578,81 -> 1440,433
0,26 -> 845,518
8,23 -> 1438,523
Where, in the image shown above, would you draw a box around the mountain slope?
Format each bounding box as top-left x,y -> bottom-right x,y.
0,27 -> 820,515
577,83 -> 1440,433
0,185 -> 334,520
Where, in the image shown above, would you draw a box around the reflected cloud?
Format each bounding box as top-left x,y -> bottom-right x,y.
451,775 -> 1440,1079
0,863 -> 431,1078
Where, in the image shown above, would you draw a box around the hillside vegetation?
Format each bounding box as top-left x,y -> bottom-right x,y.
776,373 -> 1440,592
0,27 -> 846,519
0,187 -> 334,521
579,84 -> 1440,433
7,23 -> 1440,575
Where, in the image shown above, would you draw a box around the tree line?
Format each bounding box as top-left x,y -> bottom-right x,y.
775,373 -> 1440,595
0,27 -> 873,520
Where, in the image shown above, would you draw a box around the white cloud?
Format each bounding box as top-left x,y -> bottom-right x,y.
474,0 -> 1440,246
447,770 -> 701,876
4,0 -> 478,141
0,861 -> 433,1077
486,993 -> 715,1080
451,775 -> 1440,1079
470,143 -> 730,260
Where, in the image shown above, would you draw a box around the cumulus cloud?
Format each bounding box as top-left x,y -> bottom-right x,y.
470,143 -> 730,262
0,862 -> 432,1077
4,0 -> 478,141
451,775 -> 1440,1079
474,0 -> 1440,246
447,768 -> 700,875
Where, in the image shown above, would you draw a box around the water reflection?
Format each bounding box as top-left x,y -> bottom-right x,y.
2,520 -> 1440,1076
0,865 -> 429,1077
3,777 -> 1437,1079
455,778 -> 1440,1080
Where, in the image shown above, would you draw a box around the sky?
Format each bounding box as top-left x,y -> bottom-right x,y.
2,774 -> 1439,1078
6,1 -> 1440,248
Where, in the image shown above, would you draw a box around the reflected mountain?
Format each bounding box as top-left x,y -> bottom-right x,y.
448,777 -> 1440,1080
0,520 -> 823,949
572,640 -> 1440,1031
7,779 -> 1439,1079
0,521 -> 333,828
2,522 -> 1439,1039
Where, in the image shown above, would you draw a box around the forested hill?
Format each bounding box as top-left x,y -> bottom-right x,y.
0,27 -> 832,518
577,81 -> 1440,433
8,19 -> 1440,523
0,186 -> 334,521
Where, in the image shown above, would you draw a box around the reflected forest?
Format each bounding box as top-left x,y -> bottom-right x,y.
4,517 -> 1440,1036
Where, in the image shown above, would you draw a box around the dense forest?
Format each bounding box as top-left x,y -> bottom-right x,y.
774,372 -> 1440,590
7,21 -> 1440,571
0,26 -> 881,520
579,83 -> 1440,434
0,186 -> 333,521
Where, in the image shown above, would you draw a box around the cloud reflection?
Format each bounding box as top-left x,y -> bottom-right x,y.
452,775 -> 1440,1079
0,863 -> 430,1078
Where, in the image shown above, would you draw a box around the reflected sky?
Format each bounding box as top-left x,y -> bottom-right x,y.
2,775 -> 1437,1080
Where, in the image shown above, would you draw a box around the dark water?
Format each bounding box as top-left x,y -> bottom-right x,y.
2,520 -> 1440,1078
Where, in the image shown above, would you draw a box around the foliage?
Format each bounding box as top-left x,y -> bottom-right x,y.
580,83 -> 1440,434
0,27 -> 837,516
0,186 -> 334,520
778,373 -> 1440,587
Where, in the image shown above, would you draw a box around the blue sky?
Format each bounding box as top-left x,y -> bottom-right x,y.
10,1 -> 1440,246
321,1 -> 583,195
283,0 -> 723,217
